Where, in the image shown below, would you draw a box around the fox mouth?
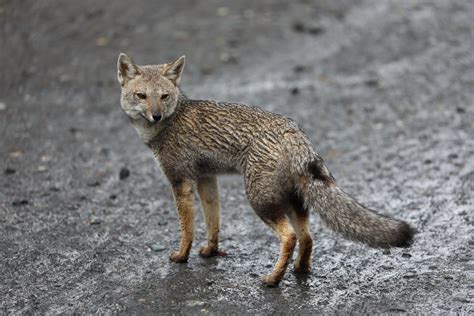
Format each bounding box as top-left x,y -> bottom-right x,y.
140,112 -> 162,123
140,112 -> 153,122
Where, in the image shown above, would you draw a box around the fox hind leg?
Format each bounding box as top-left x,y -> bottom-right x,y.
256,212 -> 297,287
197,176 -> 222,257
288,208 -> 313,273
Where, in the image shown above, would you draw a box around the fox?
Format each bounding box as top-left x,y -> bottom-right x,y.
117,53 -> 415,287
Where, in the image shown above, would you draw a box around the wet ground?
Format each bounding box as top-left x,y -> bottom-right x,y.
1,0 -> 473,313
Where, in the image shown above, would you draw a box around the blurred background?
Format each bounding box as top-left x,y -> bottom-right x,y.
1,0 -> 472,314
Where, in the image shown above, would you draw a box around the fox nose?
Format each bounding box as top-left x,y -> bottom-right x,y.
152,113 -> 162,122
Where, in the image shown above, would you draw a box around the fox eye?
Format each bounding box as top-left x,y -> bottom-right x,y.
161,94 -> 169,100
135,92 -> 147,100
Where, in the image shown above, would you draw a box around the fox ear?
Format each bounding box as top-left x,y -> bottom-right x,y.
117,53 -> 140,85
163,55 -> 185,85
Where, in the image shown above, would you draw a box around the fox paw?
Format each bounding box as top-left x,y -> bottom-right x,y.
293,264 -> 311,274
169,251 -> 188,263
198,246 -> 227,258
261,274 -> 281,287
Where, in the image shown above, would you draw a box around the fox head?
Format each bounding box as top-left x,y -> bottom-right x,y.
117,53 -> 185,123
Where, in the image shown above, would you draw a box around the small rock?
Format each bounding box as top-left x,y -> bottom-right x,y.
402,253 -> 412,258
448,153 -> 458,160
383,249 -> 391,255
292,21 -> 305,33
186,300 -> 206,307
89,219 -> 102,225
37,165 -> 48,172
109,194 -> 117,200
4,167 -> 16,175
291,21 -> 324,35
95,36 -> 109,46
119,167 -> 130,180
41,155 -> 52,162
456,107 -> 465,113
216,7 -> 229,17
12,199 -> 29,206
364,79 -> 380,87
403,273 -> 417,279
293,65 -> 307,73
87,181 -> 100,187
0,101 -> 6,111
150,244 -> 166,252
290,87 -> 300,95
157,220 -> 168,226
10,150 -> 23,158
424,159 -> 432,165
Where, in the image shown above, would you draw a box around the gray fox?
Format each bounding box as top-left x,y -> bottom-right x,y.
117,53 -> 415,287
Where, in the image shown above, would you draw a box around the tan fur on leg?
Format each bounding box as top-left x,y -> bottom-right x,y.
261,218 -> 297,287
288,211 -> 313,273
170,179 -> 195,263
197,176 -> 222,257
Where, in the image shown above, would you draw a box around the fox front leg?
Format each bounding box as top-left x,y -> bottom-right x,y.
170,179 -> 195,263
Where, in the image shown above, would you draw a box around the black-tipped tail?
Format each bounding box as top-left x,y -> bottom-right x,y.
301,183 -> 415,248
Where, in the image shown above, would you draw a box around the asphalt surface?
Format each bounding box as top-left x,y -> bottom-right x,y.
1,0 -> 473,314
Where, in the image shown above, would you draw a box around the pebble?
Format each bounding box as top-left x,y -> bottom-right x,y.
402,253 -> 412,258
290,87 -> 300,95
187,300 -> 206,307
0,101 -> 6,111
150,244 -> 166,252
12,199 -> 29,206
365,79 -> 380,87
292,21 -> 324,35
89,219 -> 102,225
119,167 -> 130,180
293,65 -> 308,73
95,36 -> 109,46
10,151 -> 23,158
216,7 -> 229,17
37,165 -> 48,172
4,168 -> 16,175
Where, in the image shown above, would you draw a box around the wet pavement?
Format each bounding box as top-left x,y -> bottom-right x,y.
1,0 -> 473,313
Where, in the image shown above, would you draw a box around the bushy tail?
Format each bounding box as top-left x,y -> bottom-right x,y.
295,158 -> 415,248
